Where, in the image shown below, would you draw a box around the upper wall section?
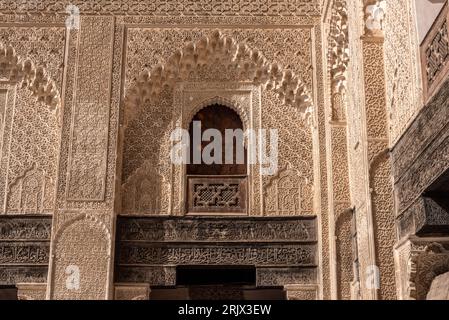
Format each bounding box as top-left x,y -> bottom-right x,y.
121,26 -> 316,216
384,0 -> 423,146
0,0 -> 320,16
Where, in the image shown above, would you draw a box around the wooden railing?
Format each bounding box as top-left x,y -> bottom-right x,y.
186,175 -> 247,214
421,2 -> 449,101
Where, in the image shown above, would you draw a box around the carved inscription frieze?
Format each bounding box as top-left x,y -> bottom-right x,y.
0,218 -> 51,240
118,243 -> 316,266
0,217 -> 51,285
117,217 -> 317,242
0,266 -> 47,285
116,217 -> 318,286
115,266 -> 176,286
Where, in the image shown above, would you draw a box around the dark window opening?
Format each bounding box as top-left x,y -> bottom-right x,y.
187,104 -> 247,176
176,266 -> 256,286
421,168 -> 449,235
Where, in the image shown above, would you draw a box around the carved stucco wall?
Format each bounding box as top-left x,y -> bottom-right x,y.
118,16 -> 327,297
346,0 -> 372,300
0,26 -> 64,215
384,0 -> 423,145
323,0 -> 354,300
121,27 -> 316,217
344,0 -> 398,300
0,2 -> 324,300
0,0 -> 410,300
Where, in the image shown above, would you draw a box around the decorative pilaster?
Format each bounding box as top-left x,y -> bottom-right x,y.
359,0 -> 397,299
47,16 -> 120,300
326,0 -> 353,300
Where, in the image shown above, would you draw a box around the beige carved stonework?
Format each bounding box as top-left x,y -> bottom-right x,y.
284,284 -> 318,300
0,42 -> 61,111
114,283 -> 150,300
0,0 -> 446,301
16,283 -> 46,300
263,162 -> 312,216
125,30 -> 313,127
384,0 -> 422,145
48,211 -> 113,300
394,238 -> 449,300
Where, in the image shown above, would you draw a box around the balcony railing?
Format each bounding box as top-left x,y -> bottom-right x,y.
421,1 -> 449,101
186,175 -> 247,214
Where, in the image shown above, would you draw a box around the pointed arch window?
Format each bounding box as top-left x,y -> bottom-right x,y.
186,104 -> 247,215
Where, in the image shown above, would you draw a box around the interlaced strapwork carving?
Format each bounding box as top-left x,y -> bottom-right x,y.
425,21 -> 449,86
187,176 -> 246,214
194,183 -> 239,207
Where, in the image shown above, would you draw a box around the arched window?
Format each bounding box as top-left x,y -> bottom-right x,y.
186,104 -> 247,215
187,104 -> 247,175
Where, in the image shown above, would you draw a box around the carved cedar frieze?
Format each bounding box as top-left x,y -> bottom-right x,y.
116,217 -> 318,286
0,217 -> 51,285
118,243 -> 316,266
0,266 -> 48,285
0,217 -> 51,240
115,266 -> 176,286
116,217 -> 317,242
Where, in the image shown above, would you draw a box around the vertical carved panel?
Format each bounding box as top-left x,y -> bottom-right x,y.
420,3 -> 449,102
0,89 -> 6,146
0,84 -> 15,213
66,16 -> 114,201
384,0 -> 422,144
362,37 -> 397,300
48,16 -> 117,300
330,124 -> 352,299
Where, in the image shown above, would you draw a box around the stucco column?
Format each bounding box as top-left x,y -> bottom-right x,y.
45,16 -> 122,300
357,0 -> 397,300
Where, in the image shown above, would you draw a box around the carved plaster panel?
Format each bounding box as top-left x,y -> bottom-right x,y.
0,1 -> 321,17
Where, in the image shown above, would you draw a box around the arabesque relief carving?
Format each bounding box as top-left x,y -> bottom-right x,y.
6,165 -> 55,214
263,162 -> 312,216
124,30 -> 314,127
0,0 -> 437,301
0,42 -> 61,111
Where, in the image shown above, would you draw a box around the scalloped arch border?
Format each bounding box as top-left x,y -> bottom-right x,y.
184,95 -> 249,131
124,30 -> 314,126
0,42 -> 61,112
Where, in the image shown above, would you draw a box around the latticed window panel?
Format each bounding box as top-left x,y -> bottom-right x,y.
187,176 -> 247,214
